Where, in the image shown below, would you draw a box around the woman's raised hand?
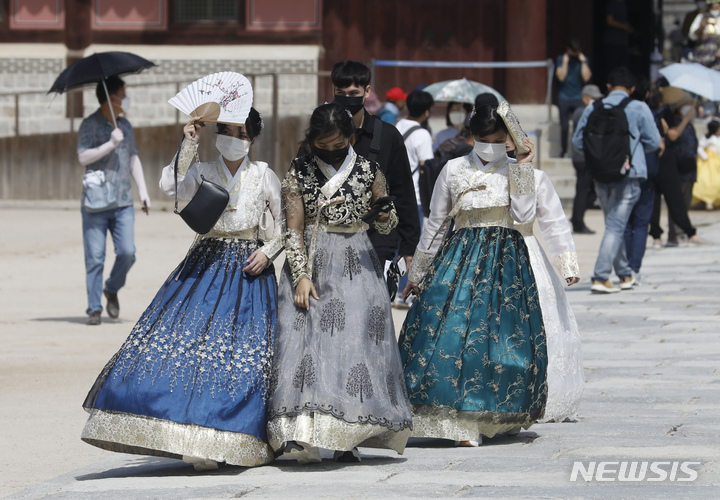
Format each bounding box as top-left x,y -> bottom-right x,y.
517,137 -> 535,164
184,116 -> 203,144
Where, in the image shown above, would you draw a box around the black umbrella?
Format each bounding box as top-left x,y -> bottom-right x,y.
49,51 -> 156,126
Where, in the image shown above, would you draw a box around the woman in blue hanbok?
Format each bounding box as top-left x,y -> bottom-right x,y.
399,104 -> 547,445
81,108 -> 284,469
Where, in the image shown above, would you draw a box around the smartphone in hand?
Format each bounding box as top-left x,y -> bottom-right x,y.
361,196 -> 396,223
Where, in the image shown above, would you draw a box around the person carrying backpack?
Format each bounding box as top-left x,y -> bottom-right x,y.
419,128 -> 473,218
394,90 -> 435,308
572,66 -> 661,294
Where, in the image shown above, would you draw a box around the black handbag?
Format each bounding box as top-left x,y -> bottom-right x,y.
173,140 -> 229,234
386,259 -> 400,301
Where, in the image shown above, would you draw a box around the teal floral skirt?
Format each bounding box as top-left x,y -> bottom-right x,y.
399,226 -> 547,440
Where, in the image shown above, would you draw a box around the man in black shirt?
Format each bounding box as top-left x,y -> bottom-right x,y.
331,60 -> 420,270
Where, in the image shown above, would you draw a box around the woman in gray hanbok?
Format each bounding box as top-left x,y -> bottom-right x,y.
267,102 -> 412,463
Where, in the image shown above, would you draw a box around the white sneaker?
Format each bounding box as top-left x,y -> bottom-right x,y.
651,239 -> 662,250
282,441 -> 322,464
392,295 -> 415,310
619,276 -> 636,290
591,279 -> 621,294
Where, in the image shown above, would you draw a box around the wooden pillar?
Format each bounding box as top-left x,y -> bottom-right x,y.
64,0 -> 92,117
505,0 -> 547,104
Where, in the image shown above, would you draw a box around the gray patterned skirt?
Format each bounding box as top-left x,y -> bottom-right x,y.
267,230 -> 412,453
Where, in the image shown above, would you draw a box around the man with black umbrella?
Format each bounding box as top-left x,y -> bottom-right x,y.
78,75 -> 150,325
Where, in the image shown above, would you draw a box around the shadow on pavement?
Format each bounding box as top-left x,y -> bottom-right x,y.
76,454 -> 407,481
270,455 -> 407,472
31,316 -> 126,325
406,432 -> 540,448
75,457 -> 245,481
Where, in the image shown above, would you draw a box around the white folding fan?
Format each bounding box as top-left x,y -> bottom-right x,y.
168,72 -> 253,125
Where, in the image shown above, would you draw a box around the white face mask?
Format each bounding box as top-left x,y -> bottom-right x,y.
449,111 -> 466,126
473,140 -> 507,163
216,135 -> 251,161
120,96 -> 130,113
680,105 -> 693,116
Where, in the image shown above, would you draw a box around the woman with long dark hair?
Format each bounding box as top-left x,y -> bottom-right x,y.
267,102 -> 412,463
399,104 -> 547,446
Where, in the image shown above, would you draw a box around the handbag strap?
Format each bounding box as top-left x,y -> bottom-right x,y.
173,139 -> 182,215
173,138 -> 205,214
367,116 -> 383,164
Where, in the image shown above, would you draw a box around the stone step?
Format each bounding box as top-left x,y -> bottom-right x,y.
539,157 -> 575,176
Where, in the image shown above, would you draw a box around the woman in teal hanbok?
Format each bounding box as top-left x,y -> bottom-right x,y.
399,104 -> 547,445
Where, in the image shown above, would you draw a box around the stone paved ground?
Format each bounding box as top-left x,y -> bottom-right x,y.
1,201 -> 719,499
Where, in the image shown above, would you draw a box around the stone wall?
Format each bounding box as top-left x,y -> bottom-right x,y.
0,43 -> 321,195
0,119 -> 304,200
0,43 -> 321,138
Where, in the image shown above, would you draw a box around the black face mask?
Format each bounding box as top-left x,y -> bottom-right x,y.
507,150 -> 516,159
334,95 -> 365,115
314,145 -> 349,165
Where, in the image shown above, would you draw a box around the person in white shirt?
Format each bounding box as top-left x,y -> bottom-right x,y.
395,90 -> 435,226
394,90 -> 435,308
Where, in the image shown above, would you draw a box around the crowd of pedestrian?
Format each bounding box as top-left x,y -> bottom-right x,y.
553,1 -> 719,292
72,2 -> 719,467
75,59 -> 586,470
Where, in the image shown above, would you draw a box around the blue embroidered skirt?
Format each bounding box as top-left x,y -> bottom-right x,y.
399,226 -> 547,440
82,238 -> 277,466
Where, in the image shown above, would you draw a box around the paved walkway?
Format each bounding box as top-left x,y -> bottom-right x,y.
1,201 -> 719,499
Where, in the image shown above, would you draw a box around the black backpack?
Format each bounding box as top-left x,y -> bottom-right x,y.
418,137 -> 472,217
583,97 -> 634,183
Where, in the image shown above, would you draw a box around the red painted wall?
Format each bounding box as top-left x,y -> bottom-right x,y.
320,0 -> 547,104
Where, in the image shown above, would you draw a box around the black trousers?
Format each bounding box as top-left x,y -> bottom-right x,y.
571,160 -> 595,229
667,177 -> 695,242
558,98 -> 583,155
649,152 -> 697,240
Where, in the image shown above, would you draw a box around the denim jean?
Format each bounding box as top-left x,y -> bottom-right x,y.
623,179 -> 655,273
592,177 -> 641,282
398,204 -> 425,295
82,205 -> 136,315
